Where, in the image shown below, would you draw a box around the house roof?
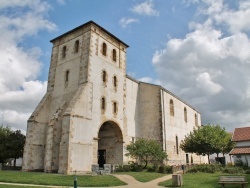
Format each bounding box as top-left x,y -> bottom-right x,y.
232,127 -> 250,142
229,147 -> 250,155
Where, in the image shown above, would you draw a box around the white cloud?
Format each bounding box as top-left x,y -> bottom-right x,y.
200,0 -> 224,15
0,0 -> 55,132
193,0 -> 250,34
196,72 -> 223,95
0,81 -> 47,113
138,77 -> 161,86
127,71 -> 136,78
131,0 -> 159,16
152,0 -> 250,131
57,0 -> 66,5
214,2 -> 250,33
0,81 -> 47,133
119,18 -> 139,28
0,0 -> 38,9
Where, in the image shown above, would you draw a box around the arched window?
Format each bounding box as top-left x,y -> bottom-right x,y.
184,107 -> 187,123
176,136 -> 179,154
195,114 -> 198,126
113,102 -> 117,113
170,99 -> 174,116
74,40 -> 79,53
112,49 -> 117,62
113,76 -> 117,88
102,43 -> 107,56
65,70 -> 70,82
102,70 -> 107,83
62,46 -> 66,58
101,97 -> 106,110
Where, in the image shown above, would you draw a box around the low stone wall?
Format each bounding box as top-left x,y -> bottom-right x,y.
92,164 -> 117,175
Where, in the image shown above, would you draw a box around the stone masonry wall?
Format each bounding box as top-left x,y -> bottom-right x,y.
138,83 -> 162,142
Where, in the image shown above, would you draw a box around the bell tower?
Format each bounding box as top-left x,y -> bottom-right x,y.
23,21 -> 129,174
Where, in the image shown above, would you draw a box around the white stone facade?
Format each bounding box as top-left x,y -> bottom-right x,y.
22,21 -> 207,174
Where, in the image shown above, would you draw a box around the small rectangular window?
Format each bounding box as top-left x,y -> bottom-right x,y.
74,40 -> 79,53
114,76 -> 117,87
102,70 -> 107,83
62,46 -> 66,58
65,70 -> 69,82
112,49 -> 116,62
101,97 -> 105,110
170,99 -> 174,116
113,102 -> 117,113
102,43 -> 107,56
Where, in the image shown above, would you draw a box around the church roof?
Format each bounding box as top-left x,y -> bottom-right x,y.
232,127 -> 250,142
50,21 -> 129,47
126,75 -> 199,113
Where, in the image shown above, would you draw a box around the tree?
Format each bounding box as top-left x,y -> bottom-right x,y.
7,130 -> 26,167
0,125 -> 26,166
221,133 -> 235,156
213,125 -> 229,157
125,138 -> 167,168
180,124 -> 228,163
0,125 -> 12,163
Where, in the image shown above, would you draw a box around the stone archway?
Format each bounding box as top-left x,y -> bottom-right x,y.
98,121 -> 123,167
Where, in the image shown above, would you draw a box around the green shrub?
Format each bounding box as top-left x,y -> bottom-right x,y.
158,165 -> 166,173
114,165 -> 131,172
129,162 -> 143,172
123,165 -> 130,172
186,164 -> 245,174
235,159 -> 247,167
186,168 -> 198,173
114,165 -> 125,172
147,164 -> 158,172
165,165 -> 173,173
157,165 -> 172,174
222,166 -> 245,174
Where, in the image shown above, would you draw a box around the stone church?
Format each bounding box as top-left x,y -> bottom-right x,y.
22,21 -> 207,174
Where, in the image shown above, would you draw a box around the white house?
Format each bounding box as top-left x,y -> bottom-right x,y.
230,127 -> 250,166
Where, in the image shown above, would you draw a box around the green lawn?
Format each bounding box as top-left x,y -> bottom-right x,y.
3,170 -> 250,188
115,171 -> 166,182
0,171 -> 126,187
0,184 -> 49,188
159,173 -> 250,188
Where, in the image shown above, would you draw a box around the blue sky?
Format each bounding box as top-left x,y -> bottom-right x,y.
1,0 -> 250,133
35,0 -> 198,81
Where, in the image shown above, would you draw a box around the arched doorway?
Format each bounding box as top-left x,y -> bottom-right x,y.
98,121 -> 123,168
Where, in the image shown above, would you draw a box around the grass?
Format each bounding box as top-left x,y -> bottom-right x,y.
158,173 -> 250,188
0,170 -> 126,187
0,184 -> 49,188
115,171 -> 166,182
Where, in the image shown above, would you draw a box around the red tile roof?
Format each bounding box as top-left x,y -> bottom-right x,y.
232,127 -> 250,141
229,147 -> 250,155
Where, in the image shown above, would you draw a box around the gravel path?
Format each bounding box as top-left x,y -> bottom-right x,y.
112,174 -> 172,188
